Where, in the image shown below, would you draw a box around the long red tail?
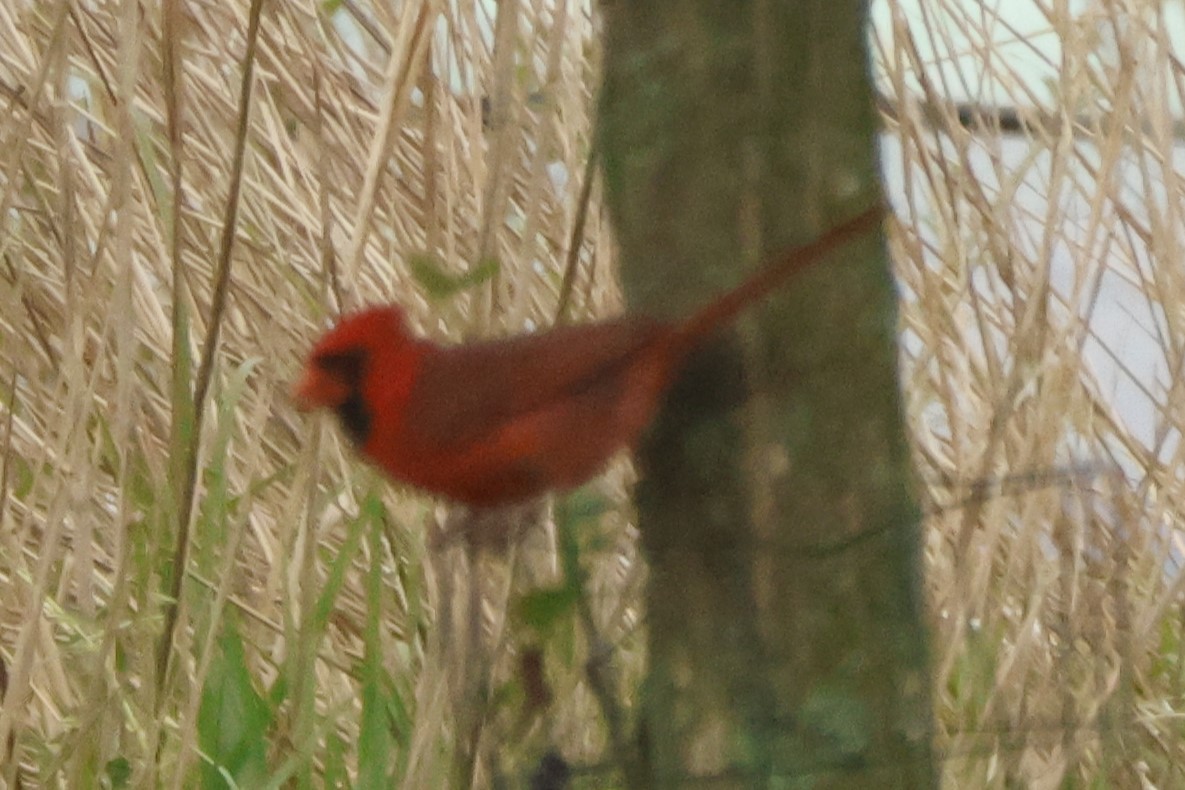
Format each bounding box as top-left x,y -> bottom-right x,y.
673,203 -> 885,349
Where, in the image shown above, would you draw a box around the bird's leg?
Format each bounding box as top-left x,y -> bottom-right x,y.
430,501 -> 546,554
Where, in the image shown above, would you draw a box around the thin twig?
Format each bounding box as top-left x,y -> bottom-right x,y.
156,0 -> 268,703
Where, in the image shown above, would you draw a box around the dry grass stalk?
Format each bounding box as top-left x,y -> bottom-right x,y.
879,0 -> 1185,785
0,0 -> 1183,785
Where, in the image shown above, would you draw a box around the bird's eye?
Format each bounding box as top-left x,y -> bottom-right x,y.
315,350 -> 366,384
310,350 -> 372,443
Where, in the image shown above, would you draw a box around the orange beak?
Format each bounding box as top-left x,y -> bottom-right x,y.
292,366 -> 343,412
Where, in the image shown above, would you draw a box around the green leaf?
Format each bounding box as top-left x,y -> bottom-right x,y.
555,487 -> 612,529
407,253 -> 499,301
800,684 -> 871,758
517,586 -> 581,634
358,496 -> 393,786
554,487 -> 611,582
266,672 -> 289,710
10,454 -> 32,499
105,756 -> 132,788
163,295 -> 195,596
199,616 -> 272,790
323,729 -> 348,788
309,495 -> 375,635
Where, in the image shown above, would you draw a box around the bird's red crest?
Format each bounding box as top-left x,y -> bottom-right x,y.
308,306 -> 408,359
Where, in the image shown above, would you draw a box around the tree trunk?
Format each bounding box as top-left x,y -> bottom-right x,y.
598,1 -> 935,786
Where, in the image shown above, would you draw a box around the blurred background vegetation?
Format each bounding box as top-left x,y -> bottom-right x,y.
0,0 -> 1183,786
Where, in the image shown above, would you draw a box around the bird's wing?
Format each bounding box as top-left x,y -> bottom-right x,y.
404,316 -> 667,451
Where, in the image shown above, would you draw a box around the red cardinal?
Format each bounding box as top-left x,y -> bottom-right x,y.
295,206 -> 882,507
